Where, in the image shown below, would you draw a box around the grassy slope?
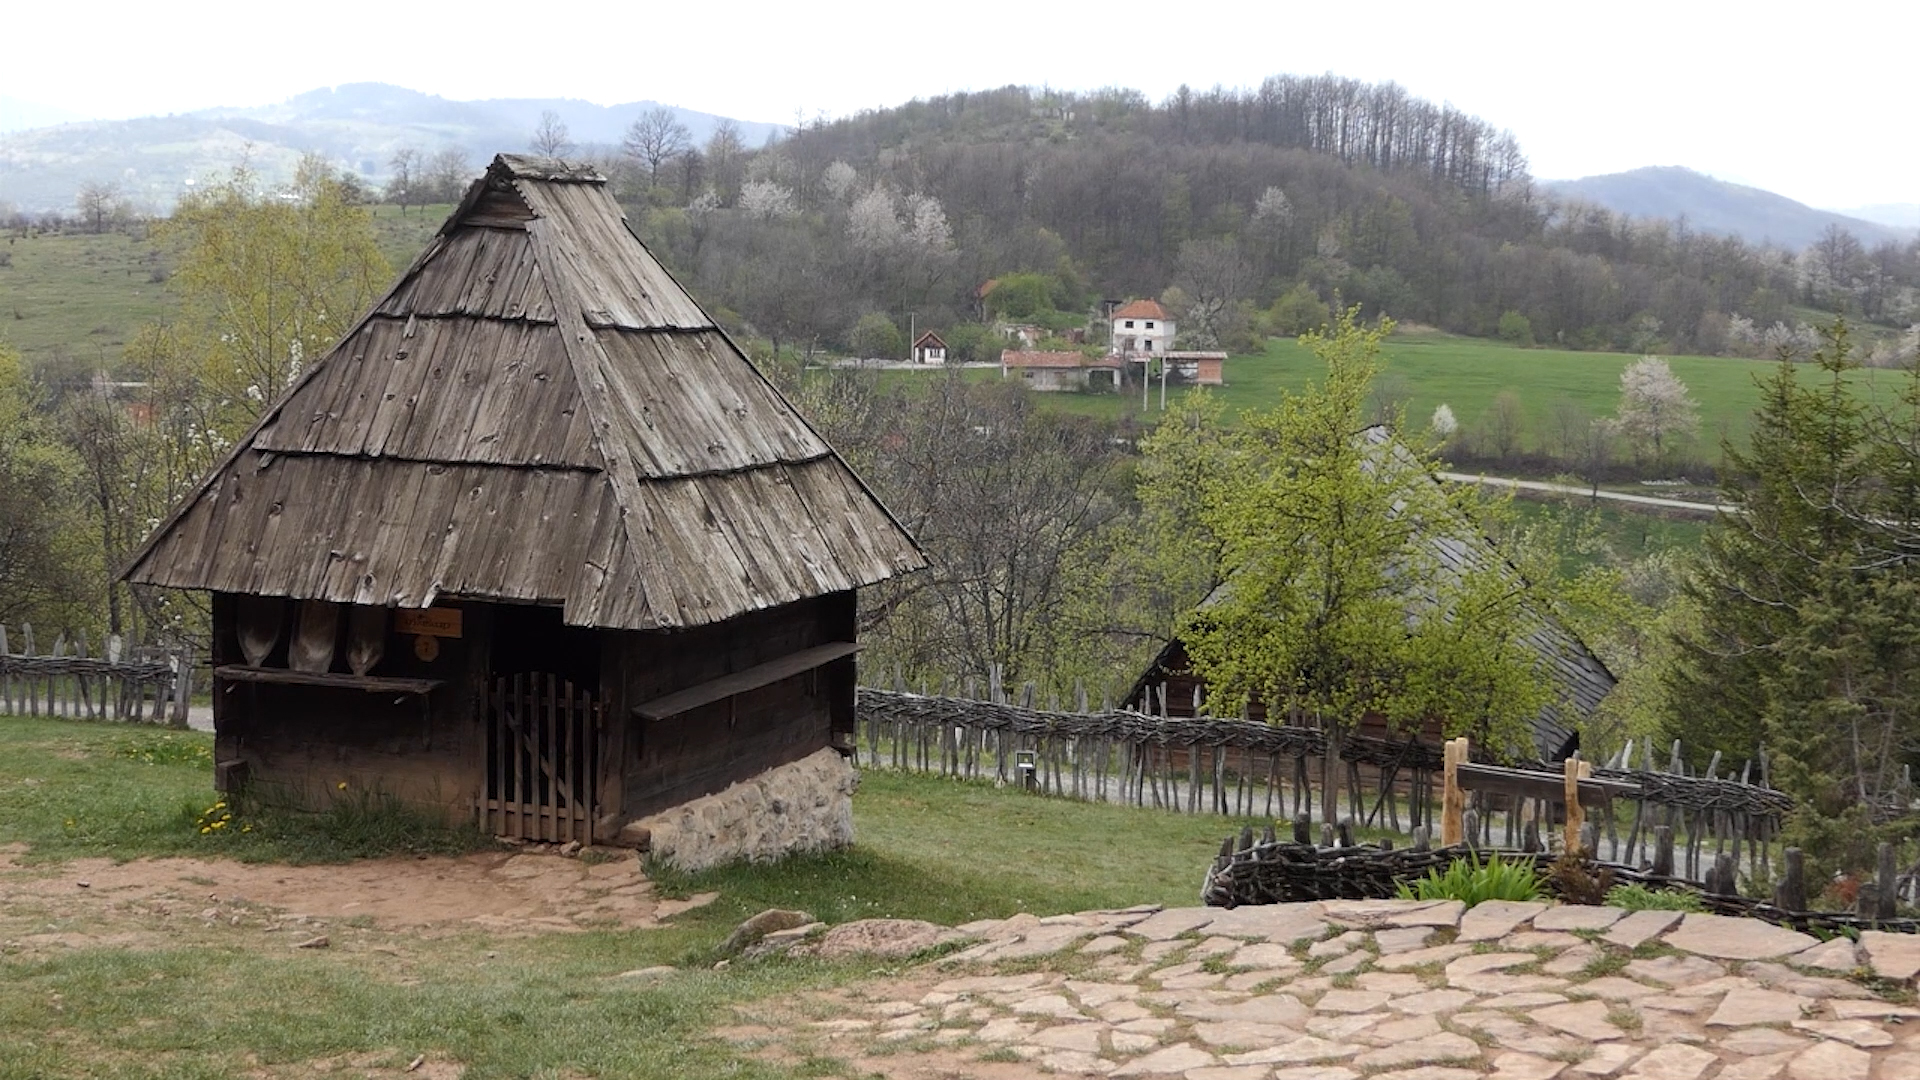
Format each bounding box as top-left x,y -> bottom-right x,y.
0,716 -> 1256,1078
903,331 -> 1904,455
0,205 -> 448,376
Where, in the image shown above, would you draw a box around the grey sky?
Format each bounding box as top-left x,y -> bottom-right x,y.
11,0 -> 1914,210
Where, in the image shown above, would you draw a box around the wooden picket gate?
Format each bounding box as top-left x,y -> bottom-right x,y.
484,673 -> 600,843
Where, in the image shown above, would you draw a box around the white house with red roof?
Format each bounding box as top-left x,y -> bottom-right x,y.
1110,299 -> 1175,359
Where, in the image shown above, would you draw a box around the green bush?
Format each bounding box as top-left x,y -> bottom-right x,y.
1602,883 -> 1704,912
1395,852 -> 1542,907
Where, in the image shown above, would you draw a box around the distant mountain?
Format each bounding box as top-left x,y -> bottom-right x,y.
1543,166 -> 1913,250
0,95 -> 81,134
1834,202 -> 1920,229
0,82 -> 784,214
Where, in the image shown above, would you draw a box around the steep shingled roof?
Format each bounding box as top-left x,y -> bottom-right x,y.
122,154 -> 924,630
1112,299 -> 1171,321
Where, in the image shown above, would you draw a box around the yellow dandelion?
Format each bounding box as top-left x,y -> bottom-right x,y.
199,827 -> 211,835
337,781 -> 348,790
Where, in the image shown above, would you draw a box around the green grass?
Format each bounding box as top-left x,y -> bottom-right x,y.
0,714 -> 1277,1077
861,328 -> 1909,457
1395,851 -> 1544,906
1603,883 -> 1706,912
0,206 -> 446,379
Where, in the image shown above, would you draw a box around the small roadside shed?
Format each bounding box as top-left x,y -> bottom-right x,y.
121,155 -> 924,859
911,330 -> 948,364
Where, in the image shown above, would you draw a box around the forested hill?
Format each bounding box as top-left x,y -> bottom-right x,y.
629,77 -> 1920,360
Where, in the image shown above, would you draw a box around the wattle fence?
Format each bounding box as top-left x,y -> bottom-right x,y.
0,622 -> 192,724
854,687 -> 1808,889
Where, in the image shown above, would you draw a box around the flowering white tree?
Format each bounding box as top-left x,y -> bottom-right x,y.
848,186 -> 903,252
1253,185 -> 1294,228
1430,403 -> 1458,438
738,180 -> 796,221
1614,356 -> 1698,467
821,160 -> 859,203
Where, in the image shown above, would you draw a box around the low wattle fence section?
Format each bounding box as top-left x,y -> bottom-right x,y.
0,623 -> 189,724
854,687 -> 1800,888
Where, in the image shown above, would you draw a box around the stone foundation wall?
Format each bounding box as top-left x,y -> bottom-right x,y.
629,748 -> 857,872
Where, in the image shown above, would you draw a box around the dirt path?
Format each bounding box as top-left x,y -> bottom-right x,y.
0,843 -> 715,947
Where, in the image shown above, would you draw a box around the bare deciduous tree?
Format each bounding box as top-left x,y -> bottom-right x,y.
622,106 -> 691,187
530,110 -> 574,157
74,180 -> 121,234
385,147 -> 422,213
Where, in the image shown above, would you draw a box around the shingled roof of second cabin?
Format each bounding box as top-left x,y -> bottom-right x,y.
121,154 -> 925,630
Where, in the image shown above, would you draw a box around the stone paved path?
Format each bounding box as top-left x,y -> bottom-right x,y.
726,899 -> 1920,1079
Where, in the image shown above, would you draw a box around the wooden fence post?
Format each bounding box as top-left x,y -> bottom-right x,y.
1562,757 -> 1591,854
1651,825 -> 1675,879
1877,842 -> 1898,921
1441,736 -> 1467,846
1775,848 -> 1806,912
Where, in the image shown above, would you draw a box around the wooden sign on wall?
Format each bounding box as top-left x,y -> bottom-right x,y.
394,608 -> 463,639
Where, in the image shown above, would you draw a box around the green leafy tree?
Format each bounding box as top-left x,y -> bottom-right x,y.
1161,309 -> 1559,823
158,156 -> 390,438
0,344 -> 97,633
1497,310 -> 1534,346
848,312 -> 905,360
1268,282 -> 1332,337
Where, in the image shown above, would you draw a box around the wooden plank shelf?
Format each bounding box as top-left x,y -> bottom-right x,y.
633,642 -> 858,721
1454,761 -> 1637,808
214,665 -> 443,695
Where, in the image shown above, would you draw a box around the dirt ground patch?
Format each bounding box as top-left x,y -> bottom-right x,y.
0,847 -> 718,943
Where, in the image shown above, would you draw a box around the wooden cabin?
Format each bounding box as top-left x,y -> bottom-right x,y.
121,155 -> 924,856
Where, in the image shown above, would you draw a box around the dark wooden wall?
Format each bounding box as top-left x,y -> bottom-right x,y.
610,590 -> 856,821
209,592 -> 491,823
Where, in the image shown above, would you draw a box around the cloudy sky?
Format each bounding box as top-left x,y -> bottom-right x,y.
8,0 -> 1913,210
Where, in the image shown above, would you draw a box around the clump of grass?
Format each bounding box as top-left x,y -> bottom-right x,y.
110,729 -> 214,767
1603,883 -> 1704,913
1580,951 -> 1629,978
1396,852 -> 1542,907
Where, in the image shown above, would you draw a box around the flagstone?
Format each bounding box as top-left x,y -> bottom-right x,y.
1664,913 -> 1819,961
1450,1013 -> 1582,1058
1310,930 -> 1368,958
1636,995 -> 1715,1016
934,972 -> 1052,994
1314,988 -> 1391,1013
1385,900 -> 1465,928
1193,1020 -> 1303,1048
1543,943 -> 1602,976
1488,1050 -> 1568,1080
1144,940 -> 1193,962
1068,981 -> 1141,1006
1389,988 -> 1480,1014
1877,1051 -> 1920,1080
1375,942 -> 1476,970
1447,952 -> 1539,978
1740,962 -> 1875,1000
1011,993 -> 1086,1020
1037,1049 -> 1116,1074
975,1017 -> 1038,1043
1027,1023 -> 1107,1053
1376,926 -> 1439,953
1575,977 -> 1663,1001
1568,1043 -> 1643,1076
1481,992 -> 1570,1009
1621,1042 -> 1718,1080
1367,1069 -> 1480,1080
1860,930 -> 1920,983
1601,909 -> 1684,949
1320,951 -> 1369,975
1130,907 -> 1218,941
1163,972 -> 1230,990
1535,906 -> 1627,932
1098,1000 -> 1156,1023
1503,931 -> 1586,952
1351,1032 -> 1482,1069
1624,955 -> 1726,988
1082,934 -> 1131,955
1190,936 -> 1242,960
1715,1027 -> 1808,1055
1705,986 -> 1814,1026
1531,1000 -> 1628,1041
1355,971 -> 1427,995
1111,1030 -> 1160,1053
1831,998 -> 1920,1020
1789,1018 -> 1894,1047
1268,1068 -> 1360,1080
1204,902 -> 1330,943
1359,1014 -> 1444,1045
1180,994 -> 1311,1027
1185,1067 -> 1270,1080
1786,1039 -> 1872,1080
1789,936 -> 1859,973
1117,1017 -> 1178,1035
1320,898 -> 1451,928
1715,1050 -> 1796,1080
1109,1042 -> 1218,1076
1454,972 -> 1570,995
1305,1013 -> 1382,1040
1224,971 -> 1286,992
1461,900 -> 1552,942
1233,942 -> 1300,969
1223,1035 -> 1363,1065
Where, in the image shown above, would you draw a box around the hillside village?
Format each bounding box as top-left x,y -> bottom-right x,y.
5,63 -> 1920,1080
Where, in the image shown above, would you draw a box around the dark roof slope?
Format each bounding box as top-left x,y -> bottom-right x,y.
123,153 -> 924,629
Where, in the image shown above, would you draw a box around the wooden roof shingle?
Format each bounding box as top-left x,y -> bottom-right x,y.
123,154 -> 924,629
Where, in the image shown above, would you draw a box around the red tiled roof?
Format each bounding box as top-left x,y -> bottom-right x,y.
1112,299 -> 1170,321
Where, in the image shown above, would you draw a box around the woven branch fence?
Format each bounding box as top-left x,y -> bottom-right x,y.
1201,822 -> 1920,935
0,622 -> 190,724
856,687 -> 1800,887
